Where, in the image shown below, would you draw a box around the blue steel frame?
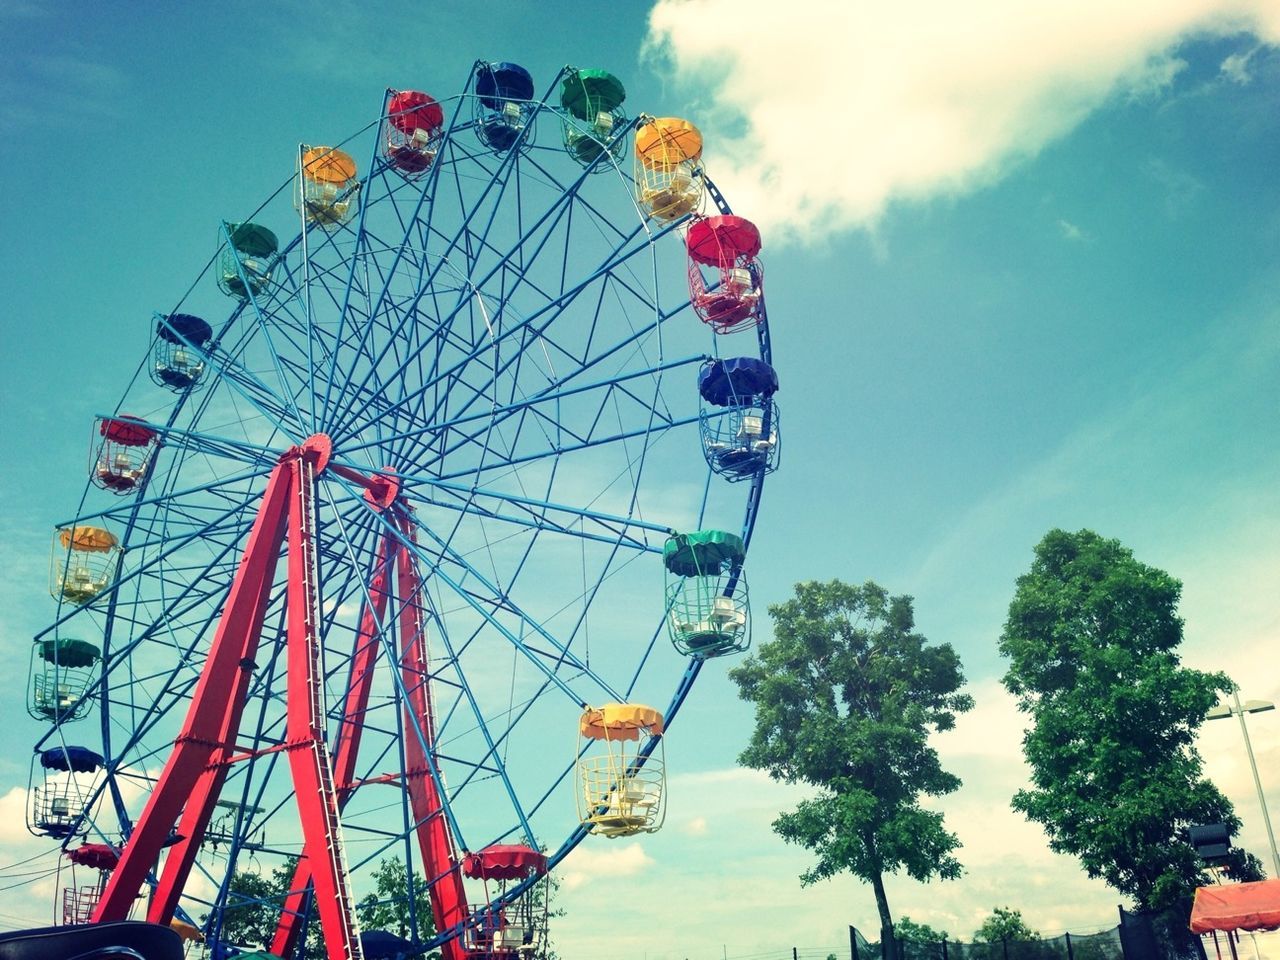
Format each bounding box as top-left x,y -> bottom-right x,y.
30,60 -> 777,958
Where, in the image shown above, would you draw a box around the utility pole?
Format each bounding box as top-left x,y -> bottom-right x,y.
1207,691 -> 1280,877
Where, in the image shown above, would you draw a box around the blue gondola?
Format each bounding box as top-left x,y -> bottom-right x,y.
29,746 -> 104,838
151,313 -> 212,391
473,61 -> 536,152
697,357 -> 781,481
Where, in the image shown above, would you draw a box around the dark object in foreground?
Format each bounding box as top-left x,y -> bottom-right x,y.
0,921 -> 182,960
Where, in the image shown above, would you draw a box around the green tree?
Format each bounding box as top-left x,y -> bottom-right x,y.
999,529 -> 1263,911
895,917 -> 948,942
530,865 -> 564,960
355,857 -> 438,949
212,866 -> 283,952
210,859 -> 324,959
971,907 -> 1038,943
729,579 -> 974,947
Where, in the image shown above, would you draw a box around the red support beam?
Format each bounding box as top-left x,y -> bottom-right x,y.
395,513 -> 469,960
283,449 -> 364,960
91,436 -> 435,960
272,529 -> 395,958
146,543 -> 277,924
148,502 -> 287,924
93,457 -> 294,923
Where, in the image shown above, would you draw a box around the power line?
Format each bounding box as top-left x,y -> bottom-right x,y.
0,870 -> 64,885
0,867 -> 60,893
0,848 -> 59,874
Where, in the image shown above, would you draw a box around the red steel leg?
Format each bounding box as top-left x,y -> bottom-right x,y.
93,458 -> 293,923
396,513 -> 468,960
146,545 -> 276,924
272,529 -> 395,957
284,451 -> 363,960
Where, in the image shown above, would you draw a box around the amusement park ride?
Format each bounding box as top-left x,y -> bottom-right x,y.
21,59 -> 780,960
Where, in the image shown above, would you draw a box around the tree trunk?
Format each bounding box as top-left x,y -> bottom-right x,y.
870,868 -> 895,960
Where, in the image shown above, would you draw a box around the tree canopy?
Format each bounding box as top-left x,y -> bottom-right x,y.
213,864 -> 290,954
999,529 -> 1260,910
894,916 -> 949,943
730,579 -> 973,939
355,857 -> 438,949
211,856 -> 438,959
211,859 -> 323,959
971,907 -> 1039,943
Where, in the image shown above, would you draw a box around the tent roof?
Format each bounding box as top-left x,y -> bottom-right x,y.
1191,879 -> 1280,933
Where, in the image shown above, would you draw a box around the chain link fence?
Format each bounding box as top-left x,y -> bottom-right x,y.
849,907 -> 1207,960
706,907 -> 1280,960
852,926 -> 1122,960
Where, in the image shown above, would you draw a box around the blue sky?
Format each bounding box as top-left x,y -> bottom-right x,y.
1,2 -> 1278,958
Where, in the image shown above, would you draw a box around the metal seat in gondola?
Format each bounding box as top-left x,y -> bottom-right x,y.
27,746 -> 103,839
576,704 -> 665,837
50,527 -> 121,606
663,529 -> 750,658
384,89 -> 445,176
90,416 -> 157,494
462,845 -> 549,959
28,637 -> 100,723
217,222 -> 277,300
560,68 -> 627,169
296,146 -> 360,227
634,116 -> 704,222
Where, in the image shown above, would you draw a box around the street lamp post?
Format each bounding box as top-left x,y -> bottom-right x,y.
1206,691 -> 1280,878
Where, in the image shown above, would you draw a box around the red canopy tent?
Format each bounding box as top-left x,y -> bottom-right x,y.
1191,879 -> 1280,933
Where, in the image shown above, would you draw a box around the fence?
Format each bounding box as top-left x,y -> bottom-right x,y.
850,907 -> 1209,960
706,910 -> 1280,960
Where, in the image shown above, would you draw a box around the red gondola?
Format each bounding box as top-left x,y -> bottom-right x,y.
462,844 -> 549,958
385,90 -> 446,176
62,844 -> 120,925
90,416 -> 158,494
686,215 -> 764,334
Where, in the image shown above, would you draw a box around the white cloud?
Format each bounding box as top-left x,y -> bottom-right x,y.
681,815 -> 709,836
0,786 -> 32,844
1220,48 -> 1258,82
645,0 -> 1280,241
558,841 -> 654,891
936,678 -> 1025,760
0,786 -> 69,929
1056,219 -> 1088,242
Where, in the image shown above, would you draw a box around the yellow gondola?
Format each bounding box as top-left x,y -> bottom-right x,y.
50,526 -> 121,605
296,146 -> 360,227
634,117 -> 704,221
576,703 -> 666,837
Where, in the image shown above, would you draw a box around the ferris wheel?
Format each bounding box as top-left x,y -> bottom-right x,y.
26,60 -> 780,960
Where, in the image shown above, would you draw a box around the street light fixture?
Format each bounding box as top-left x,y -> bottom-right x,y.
1206,691 -> 1280,878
